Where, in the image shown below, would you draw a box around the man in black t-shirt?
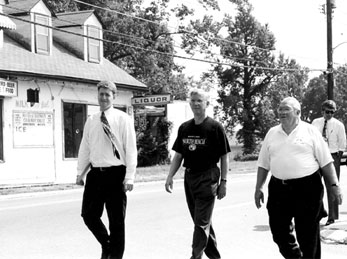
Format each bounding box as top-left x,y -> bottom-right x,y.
165,89 -> 231,259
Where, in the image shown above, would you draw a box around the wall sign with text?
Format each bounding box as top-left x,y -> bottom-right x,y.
0,79 -> 18,97
13,111 -> 54,147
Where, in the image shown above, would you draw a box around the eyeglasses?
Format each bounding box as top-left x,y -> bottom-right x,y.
324,110 -> 335,114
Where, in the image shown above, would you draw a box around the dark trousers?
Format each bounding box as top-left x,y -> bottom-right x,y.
184,167 -> 221,259
81,166 -> 127,259
267,171 -> 324,259
327,153 -> 341,220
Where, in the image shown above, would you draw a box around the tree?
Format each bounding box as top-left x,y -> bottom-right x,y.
268,58 -> 309,122
179,0 -> 304,154
301,74 -> 327,122
302,65 -> 347,126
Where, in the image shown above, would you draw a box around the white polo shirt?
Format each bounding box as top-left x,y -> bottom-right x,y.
257,120 -> 333,180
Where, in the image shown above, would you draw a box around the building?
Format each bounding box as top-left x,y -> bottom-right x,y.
0,0 -> 146,185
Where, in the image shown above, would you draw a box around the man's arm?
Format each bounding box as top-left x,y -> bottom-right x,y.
217,153 -> 229,200
254,167 -> 269,209
320,162 -> 343,205
165,152 -> 183,193
338,122 -> 346,157
76,120 -> 90,185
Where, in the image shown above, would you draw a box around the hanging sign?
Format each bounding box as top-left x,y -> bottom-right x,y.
0,79 -> 18,97
131,94 -> 171,106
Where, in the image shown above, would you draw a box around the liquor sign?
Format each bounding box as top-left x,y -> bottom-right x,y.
0,78 -> 18,97
131,94 -> 171,106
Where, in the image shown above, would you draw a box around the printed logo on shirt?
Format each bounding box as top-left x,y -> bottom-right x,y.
293,137 -> 305,145
182,138 -> 206,152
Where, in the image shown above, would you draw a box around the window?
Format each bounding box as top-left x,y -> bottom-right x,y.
63,102 -> 87,158
87,25 -> 101,63
34,14 -> 50,54
0,99 -> 3,161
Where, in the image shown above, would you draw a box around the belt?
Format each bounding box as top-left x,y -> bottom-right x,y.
186,164 -> 217,174
271,171 -> 319,185
91,165 -> 121,172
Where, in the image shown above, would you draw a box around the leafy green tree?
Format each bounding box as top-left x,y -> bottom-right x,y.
179,0 -> 302,154
301,74 -> 327,122
302,66 -> 347,127
333,65 -> 347,127
268,59 -> 309,121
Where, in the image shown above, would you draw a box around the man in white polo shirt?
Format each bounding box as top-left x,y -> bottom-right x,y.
254,97 -> 342,259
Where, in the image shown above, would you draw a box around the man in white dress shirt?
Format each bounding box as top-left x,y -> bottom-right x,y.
76,81 -> 137,259
312,100 -> 346,225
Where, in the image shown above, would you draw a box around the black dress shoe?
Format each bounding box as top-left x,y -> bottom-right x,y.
325,219 -> 335,226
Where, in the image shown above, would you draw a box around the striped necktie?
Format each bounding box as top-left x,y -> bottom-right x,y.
101,111 -> 120,159
322,119 -> 328,142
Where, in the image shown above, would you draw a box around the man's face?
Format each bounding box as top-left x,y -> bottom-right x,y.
189,93 -> 208,115
98,87 -> 114,111
277,101 -> 299,126
322,108 -> 335,120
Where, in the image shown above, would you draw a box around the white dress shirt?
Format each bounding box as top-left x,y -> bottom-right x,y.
312,117 -> 346,153
257,120 -> 333,180
77,107 -> 137,184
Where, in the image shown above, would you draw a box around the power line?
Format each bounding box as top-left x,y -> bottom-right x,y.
71,0 -> 328,68
0,11 -> 326,73
2,1 -> 326,69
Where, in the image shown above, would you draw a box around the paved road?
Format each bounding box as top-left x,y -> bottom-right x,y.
0,173 -> 346,258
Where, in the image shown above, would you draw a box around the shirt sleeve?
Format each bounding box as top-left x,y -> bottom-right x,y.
216,122 -> 231,156
123,116 -> 138,185
77,118 -> 91,176
257,131 -> 271,170
338,122 -> 346,151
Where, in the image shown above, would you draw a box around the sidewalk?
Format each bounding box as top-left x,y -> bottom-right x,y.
320,165 -> 347,245
321,213 -> 347,245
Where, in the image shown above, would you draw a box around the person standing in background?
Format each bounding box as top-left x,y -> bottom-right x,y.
76,81 -> 137,259
312,100 -> 346,226
165,89 -> 231,259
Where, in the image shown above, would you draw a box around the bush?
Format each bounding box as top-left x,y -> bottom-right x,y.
233,152 -> 259,161
136,117 -> 172,167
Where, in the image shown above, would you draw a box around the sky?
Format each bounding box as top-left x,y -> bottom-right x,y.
169,0 -> 347,78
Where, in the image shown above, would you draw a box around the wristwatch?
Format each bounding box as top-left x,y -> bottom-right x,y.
331,183 -> 339,187
221,179 -> 227,183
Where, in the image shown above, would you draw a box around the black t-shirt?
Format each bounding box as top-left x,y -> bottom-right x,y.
172,116 -> 231,170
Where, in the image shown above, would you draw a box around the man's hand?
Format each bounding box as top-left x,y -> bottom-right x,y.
254,189 -> 264,209
123,183 -> 134,192
331,185 -> 343,205
76,175 -> 84,186
165,176 -> 174,193
217,181 -> 226,200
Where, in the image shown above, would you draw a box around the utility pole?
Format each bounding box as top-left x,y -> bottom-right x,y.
326,0 -> 334,100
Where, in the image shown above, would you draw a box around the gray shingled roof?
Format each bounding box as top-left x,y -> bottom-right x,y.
0,35 -> 147,90
54,10 -> 100,28
3,0 -> 55,17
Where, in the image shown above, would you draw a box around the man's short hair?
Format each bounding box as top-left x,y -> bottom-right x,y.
97,81 -> 117,94
321,100 -> 336,111
281,96 -> 301,111
189,88 -> 210,103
